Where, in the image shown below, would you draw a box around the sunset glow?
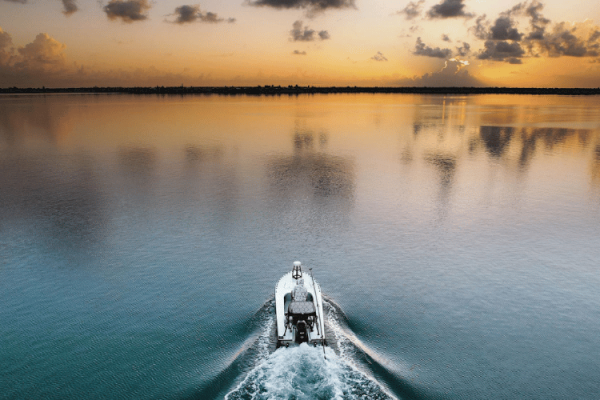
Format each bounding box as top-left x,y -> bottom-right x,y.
1,0 -> 599,87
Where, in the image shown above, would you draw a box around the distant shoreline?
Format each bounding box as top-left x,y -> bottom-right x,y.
1,86 -> 599,96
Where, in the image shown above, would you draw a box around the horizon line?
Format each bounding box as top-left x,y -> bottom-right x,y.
1,86 -> 600,96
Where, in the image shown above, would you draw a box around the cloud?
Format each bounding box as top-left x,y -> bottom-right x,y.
0,27 -> 13,65
525,3 -> 550,40
532,22 -> 599,57
0,29 -> 208,87
246,0 -> 355,17
467,2 -> 534,63
17,33 -> 67,66
61,0 -> 78,15
318,30 -> 330,40
0,27 -> 474,88
489,17 -> 523,41
168,5 -> 234,24
7,0 -> 80,15
427,0 -> 473,19
396,59 -> 483,87
477,40 -> 525,63
103,0 -> 151,23
371,51 -> 388,61
172,5 -> 203,23
442,34 -> 451,42
0,28 -> 11,48
510,0 -> 550,40
413,37 -> 452,58
467,2 -> 529,64
0,31 -> 71,86
470,1 -> 600,62
472,1 -> 548,42
471,15 -> 489,40
196,11 -> 223,23
512,2 -> 600,58
290,21 -> 330,42
396,0 -> 425,21
470,13 -> 522,41
456,41 -> 471,56
589,30 -> 600,43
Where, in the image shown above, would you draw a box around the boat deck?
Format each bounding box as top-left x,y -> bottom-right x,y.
275,270 -> 325,345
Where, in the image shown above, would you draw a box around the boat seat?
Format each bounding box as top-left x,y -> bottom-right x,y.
288,301 -> 316,315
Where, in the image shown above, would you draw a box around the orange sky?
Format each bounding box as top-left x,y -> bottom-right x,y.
1,0 -> 599,87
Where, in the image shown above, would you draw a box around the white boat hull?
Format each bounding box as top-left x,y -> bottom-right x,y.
275,264 -> 326,347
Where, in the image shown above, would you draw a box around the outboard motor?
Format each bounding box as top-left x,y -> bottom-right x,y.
296,320 -> 308,342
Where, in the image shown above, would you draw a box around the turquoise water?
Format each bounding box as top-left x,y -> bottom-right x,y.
1,93 -> 600,399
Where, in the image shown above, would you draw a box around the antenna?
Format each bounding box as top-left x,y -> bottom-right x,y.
310,267 -> 327,360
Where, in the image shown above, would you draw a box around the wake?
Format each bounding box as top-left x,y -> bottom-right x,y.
224,299 -> 396,400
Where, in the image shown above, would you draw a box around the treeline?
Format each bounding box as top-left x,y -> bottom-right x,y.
1,85 -> 599,95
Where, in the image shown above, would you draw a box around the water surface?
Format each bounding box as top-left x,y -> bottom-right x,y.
1,93 -> 600,399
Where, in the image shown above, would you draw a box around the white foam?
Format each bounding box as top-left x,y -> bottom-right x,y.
225,301 -> 396,400
324,299 -> 399,400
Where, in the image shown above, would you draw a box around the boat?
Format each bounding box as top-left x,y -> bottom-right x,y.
275,261 -> 326,348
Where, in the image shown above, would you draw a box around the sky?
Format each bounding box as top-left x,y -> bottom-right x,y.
0,0 -> 599,87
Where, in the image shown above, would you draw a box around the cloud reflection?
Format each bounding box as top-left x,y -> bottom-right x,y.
181,144 -> 238,223
479,126 -> 515,158
477,126 -> 592,169
410,96 -> 468,137
267,130 -> 354,201
590,144 -> 600,187
118,147 -> 157,196
426,153 -> 456,185
184,144 -> 224,164
0,97 -> 75,146
0,154 -> 104,248
119,147 -> 157,174
268,153 -> 354,198
400,105 -> 599,219
425,152 -> 457,219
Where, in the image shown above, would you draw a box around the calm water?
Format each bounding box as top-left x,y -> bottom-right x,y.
1,93 -> 600,400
